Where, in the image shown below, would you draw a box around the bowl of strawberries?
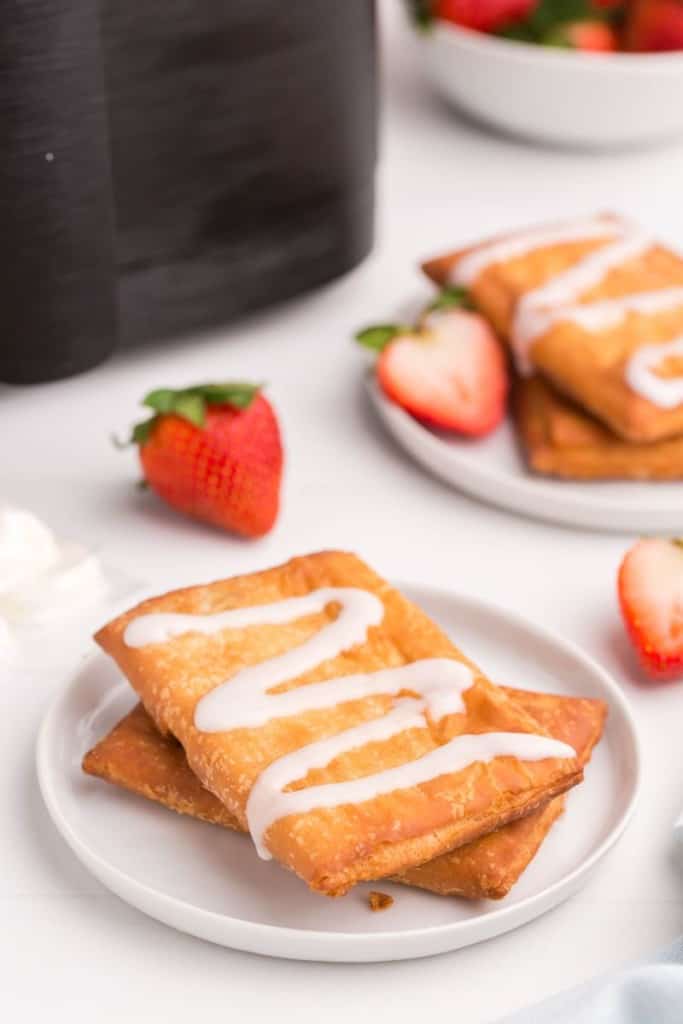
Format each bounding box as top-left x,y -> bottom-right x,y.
409,1 -> 683,146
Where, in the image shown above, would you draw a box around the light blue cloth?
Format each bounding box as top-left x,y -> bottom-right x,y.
501,938 -> 683,1023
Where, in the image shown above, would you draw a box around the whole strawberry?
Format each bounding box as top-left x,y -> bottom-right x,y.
127,382 -> 283,538
625,0 -> 683,51
618,537 -> 683,680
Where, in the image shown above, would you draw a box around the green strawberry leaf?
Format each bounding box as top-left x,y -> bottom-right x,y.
142,381 -> 260,422
142,389 -> 178,414
495,0 -> 600,43
192,382 -> 261,409
406,0 -> 434,31
427,285 -> 475,312
528,0 -> 595,35
111,417 -> 159,448
355,324 -> 408,351
123,381 -> 261,447
495,22 -> 537,42
172,392 -> 207,427
131,417 -> 159,445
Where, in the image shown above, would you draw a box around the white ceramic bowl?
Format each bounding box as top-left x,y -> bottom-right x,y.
416,20 -> 683,147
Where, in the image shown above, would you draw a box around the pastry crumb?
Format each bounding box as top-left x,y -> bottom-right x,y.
368,891 -> 394,912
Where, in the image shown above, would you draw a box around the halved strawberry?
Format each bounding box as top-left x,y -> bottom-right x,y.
618,538 -> 683,680
544,19 -> 619,51
357,299 -> 508,436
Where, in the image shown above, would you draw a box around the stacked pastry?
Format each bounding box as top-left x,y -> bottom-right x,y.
84,551 -> 606,901
423,214 -> 683,480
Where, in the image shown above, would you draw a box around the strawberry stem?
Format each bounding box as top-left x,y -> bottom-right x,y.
111,431 -> 132,450
406,0 -> 434,31
427,285 -> 475,313
355,324 -> 408,351
355,286 -> 476,353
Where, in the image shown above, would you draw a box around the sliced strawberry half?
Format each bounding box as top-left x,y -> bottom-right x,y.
618,538 -> 683,680
357,305 -> 508,436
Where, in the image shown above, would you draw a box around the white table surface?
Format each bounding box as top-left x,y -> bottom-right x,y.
4,4 -> 683,1020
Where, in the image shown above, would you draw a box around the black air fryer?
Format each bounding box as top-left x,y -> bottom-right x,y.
1,1 -> 377,383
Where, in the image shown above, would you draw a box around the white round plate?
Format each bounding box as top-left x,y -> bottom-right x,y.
368,379 -> 683,534
37,583 -> 640,962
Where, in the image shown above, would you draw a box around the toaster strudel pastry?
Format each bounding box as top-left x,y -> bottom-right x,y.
83,687 -> 605,900
395,686 -> 606,899
515,375 -> 683,480
94,551 -> 581,896
423,215 -> 683,443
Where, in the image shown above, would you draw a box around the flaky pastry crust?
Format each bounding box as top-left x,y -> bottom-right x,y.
515,375 -> 683,480
423,226 -> 683,442
92,553 -> 582,896
83,686 -> 604,900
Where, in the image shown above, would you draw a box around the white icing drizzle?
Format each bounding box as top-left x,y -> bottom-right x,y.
449,215 -> 619,288
197,658 -> 472,732
246,700 -> 574,859
625,335 -> 683,409
448,214 -> 683,410
124,587 -> 575,858
514,281 -> 683,409
539,287 -> 683,336
124,587 -> 384,661
512,231 -> 652,374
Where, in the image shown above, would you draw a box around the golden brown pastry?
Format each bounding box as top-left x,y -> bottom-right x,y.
83,703 -> 240,831
395,687 -> 607,899
423,215 -> 683,443
368,891 -> 394,911
515,375 -> 683,480
83,687 -> 605,901
93,551 -> 581,896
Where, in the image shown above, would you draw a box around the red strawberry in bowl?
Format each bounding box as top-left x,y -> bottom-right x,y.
618,538 -> 683,680
625,0 -> 683,51
434,0 -> 537,32
356,290 -> 508,436
124,382 -> 283,538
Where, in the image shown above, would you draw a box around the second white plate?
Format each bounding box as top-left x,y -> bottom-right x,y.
37,583 -> 640,962
368,378 -> 683,534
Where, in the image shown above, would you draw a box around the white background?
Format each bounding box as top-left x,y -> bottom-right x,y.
3,3 -> 683,1020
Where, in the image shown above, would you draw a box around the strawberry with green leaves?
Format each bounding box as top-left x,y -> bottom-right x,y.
357,288 -> 508,436
125,382 -> 283,539
618,538 -> 683,680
